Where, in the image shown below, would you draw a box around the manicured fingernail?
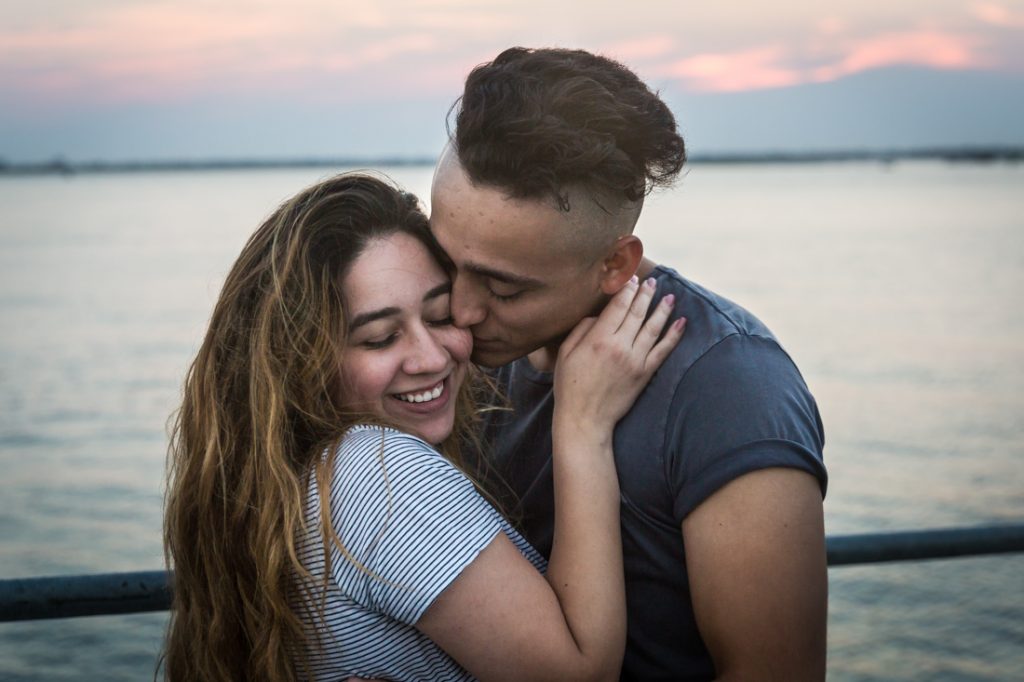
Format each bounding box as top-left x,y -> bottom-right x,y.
629,275 -> 639,285
644,277 -> 657,289
673,316 -> 687,331
661,294 -> 675,306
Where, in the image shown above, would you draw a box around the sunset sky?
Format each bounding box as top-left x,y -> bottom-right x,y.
2,0 -> 1023,161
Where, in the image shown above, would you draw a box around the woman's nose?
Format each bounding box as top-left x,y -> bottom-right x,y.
403,327 -> 449,375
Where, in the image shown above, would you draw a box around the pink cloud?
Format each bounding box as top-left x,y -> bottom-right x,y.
0,2 -> 1011,106
0,3 -> 307,101
663,47 -> 802,92
972,2 -> 1024,28
813,30 -> 983,81
662,30 -> 984,93
0,0 -> 447,104
0,5 -> 297,56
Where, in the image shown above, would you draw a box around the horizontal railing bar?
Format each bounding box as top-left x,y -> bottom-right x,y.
825,523 -> 1024,566
0,570 -> 171,623
2,524 -> 1023,622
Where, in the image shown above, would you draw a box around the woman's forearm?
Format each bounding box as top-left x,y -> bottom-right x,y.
546,415 -> 626,680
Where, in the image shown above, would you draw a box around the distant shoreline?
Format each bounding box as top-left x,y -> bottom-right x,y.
2,147 -> 1021,176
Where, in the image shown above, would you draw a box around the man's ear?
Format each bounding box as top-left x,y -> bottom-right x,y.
598,235 -> 644,295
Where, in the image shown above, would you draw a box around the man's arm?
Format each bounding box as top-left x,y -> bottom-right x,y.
682,467 -> 827,681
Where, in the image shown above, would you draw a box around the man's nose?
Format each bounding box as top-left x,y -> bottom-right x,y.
450,274 -> 487,329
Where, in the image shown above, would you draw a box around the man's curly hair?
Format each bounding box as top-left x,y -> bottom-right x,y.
451,47 -> 686,208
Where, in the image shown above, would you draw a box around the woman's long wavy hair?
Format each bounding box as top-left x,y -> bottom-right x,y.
162,173 -> 491,682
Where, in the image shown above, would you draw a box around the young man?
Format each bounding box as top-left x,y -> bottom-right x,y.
430,47 -> 828,680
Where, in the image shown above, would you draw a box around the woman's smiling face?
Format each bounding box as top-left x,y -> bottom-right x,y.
337,232 -> 471,444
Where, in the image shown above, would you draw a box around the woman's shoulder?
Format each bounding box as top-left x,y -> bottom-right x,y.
329,425 -> 458,489
320,425 -> 507,572
336,424 -> 437,462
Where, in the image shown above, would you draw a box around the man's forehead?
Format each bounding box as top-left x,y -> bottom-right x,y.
432,215 -> 559,281
433,199 -> 583,279
430,148 -> 602,274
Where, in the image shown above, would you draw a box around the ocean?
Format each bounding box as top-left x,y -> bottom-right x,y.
1,162 -> 1022,680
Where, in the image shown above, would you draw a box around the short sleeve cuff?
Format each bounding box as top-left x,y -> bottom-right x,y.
673,438 -> 828,523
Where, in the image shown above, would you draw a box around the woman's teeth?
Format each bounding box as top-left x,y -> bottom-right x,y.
395,381 -> 443,404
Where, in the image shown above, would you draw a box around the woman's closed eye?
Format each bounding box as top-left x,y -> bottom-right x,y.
362,333 -> 398,350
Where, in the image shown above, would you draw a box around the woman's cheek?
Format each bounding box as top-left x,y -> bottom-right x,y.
448,327 -> 473,363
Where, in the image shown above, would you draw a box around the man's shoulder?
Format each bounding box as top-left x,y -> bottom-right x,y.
652,265 -> 774,341
648,266 -> 796,393
493,266 -> 790,399
619,268 -> 825,513
491,266 -> 794,403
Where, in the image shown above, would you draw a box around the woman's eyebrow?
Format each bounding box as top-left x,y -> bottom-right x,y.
349,283 -> 451,332
423,282 -> 452,301
348,307 -> 399,331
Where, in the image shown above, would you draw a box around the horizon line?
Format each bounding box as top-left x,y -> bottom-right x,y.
2,146 -> 1022,176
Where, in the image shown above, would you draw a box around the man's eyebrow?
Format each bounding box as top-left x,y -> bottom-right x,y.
464,262 -> 543,288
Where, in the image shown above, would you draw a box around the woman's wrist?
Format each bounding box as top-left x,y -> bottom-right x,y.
552,412 -> 615,454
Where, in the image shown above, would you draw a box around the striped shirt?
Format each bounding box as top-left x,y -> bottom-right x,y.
293,425 -> 546,681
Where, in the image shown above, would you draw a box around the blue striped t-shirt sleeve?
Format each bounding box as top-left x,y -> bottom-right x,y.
328,427 -> 504,626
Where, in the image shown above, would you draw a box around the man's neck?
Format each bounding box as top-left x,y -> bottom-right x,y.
524,258 -> 660,374
526,342 -> 560,374
636,256 -> 658,280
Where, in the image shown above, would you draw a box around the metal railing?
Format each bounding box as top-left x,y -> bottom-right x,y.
2,523 -> 1023,623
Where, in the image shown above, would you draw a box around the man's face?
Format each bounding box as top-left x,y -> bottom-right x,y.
430,156 -> 605,368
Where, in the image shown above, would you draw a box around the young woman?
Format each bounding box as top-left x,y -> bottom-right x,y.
163,173 -> 684,682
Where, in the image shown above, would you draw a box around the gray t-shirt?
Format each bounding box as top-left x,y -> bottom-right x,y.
480,266 -> 827,681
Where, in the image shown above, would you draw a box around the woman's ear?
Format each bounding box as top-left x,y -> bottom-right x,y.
598,235 -> 644,295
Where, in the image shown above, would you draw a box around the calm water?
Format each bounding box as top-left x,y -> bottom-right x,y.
1,163 -> 1022,680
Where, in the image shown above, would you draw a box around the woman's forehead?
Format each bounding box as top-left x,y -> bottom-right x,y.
344,233 -> 448,309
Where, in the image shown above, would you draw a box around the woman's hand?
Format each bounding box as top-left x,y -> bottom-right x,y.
554,276 -> 685,436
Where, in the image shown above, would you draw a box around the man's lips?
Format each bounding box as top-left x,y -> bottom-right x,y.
472,335 -> 500,348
